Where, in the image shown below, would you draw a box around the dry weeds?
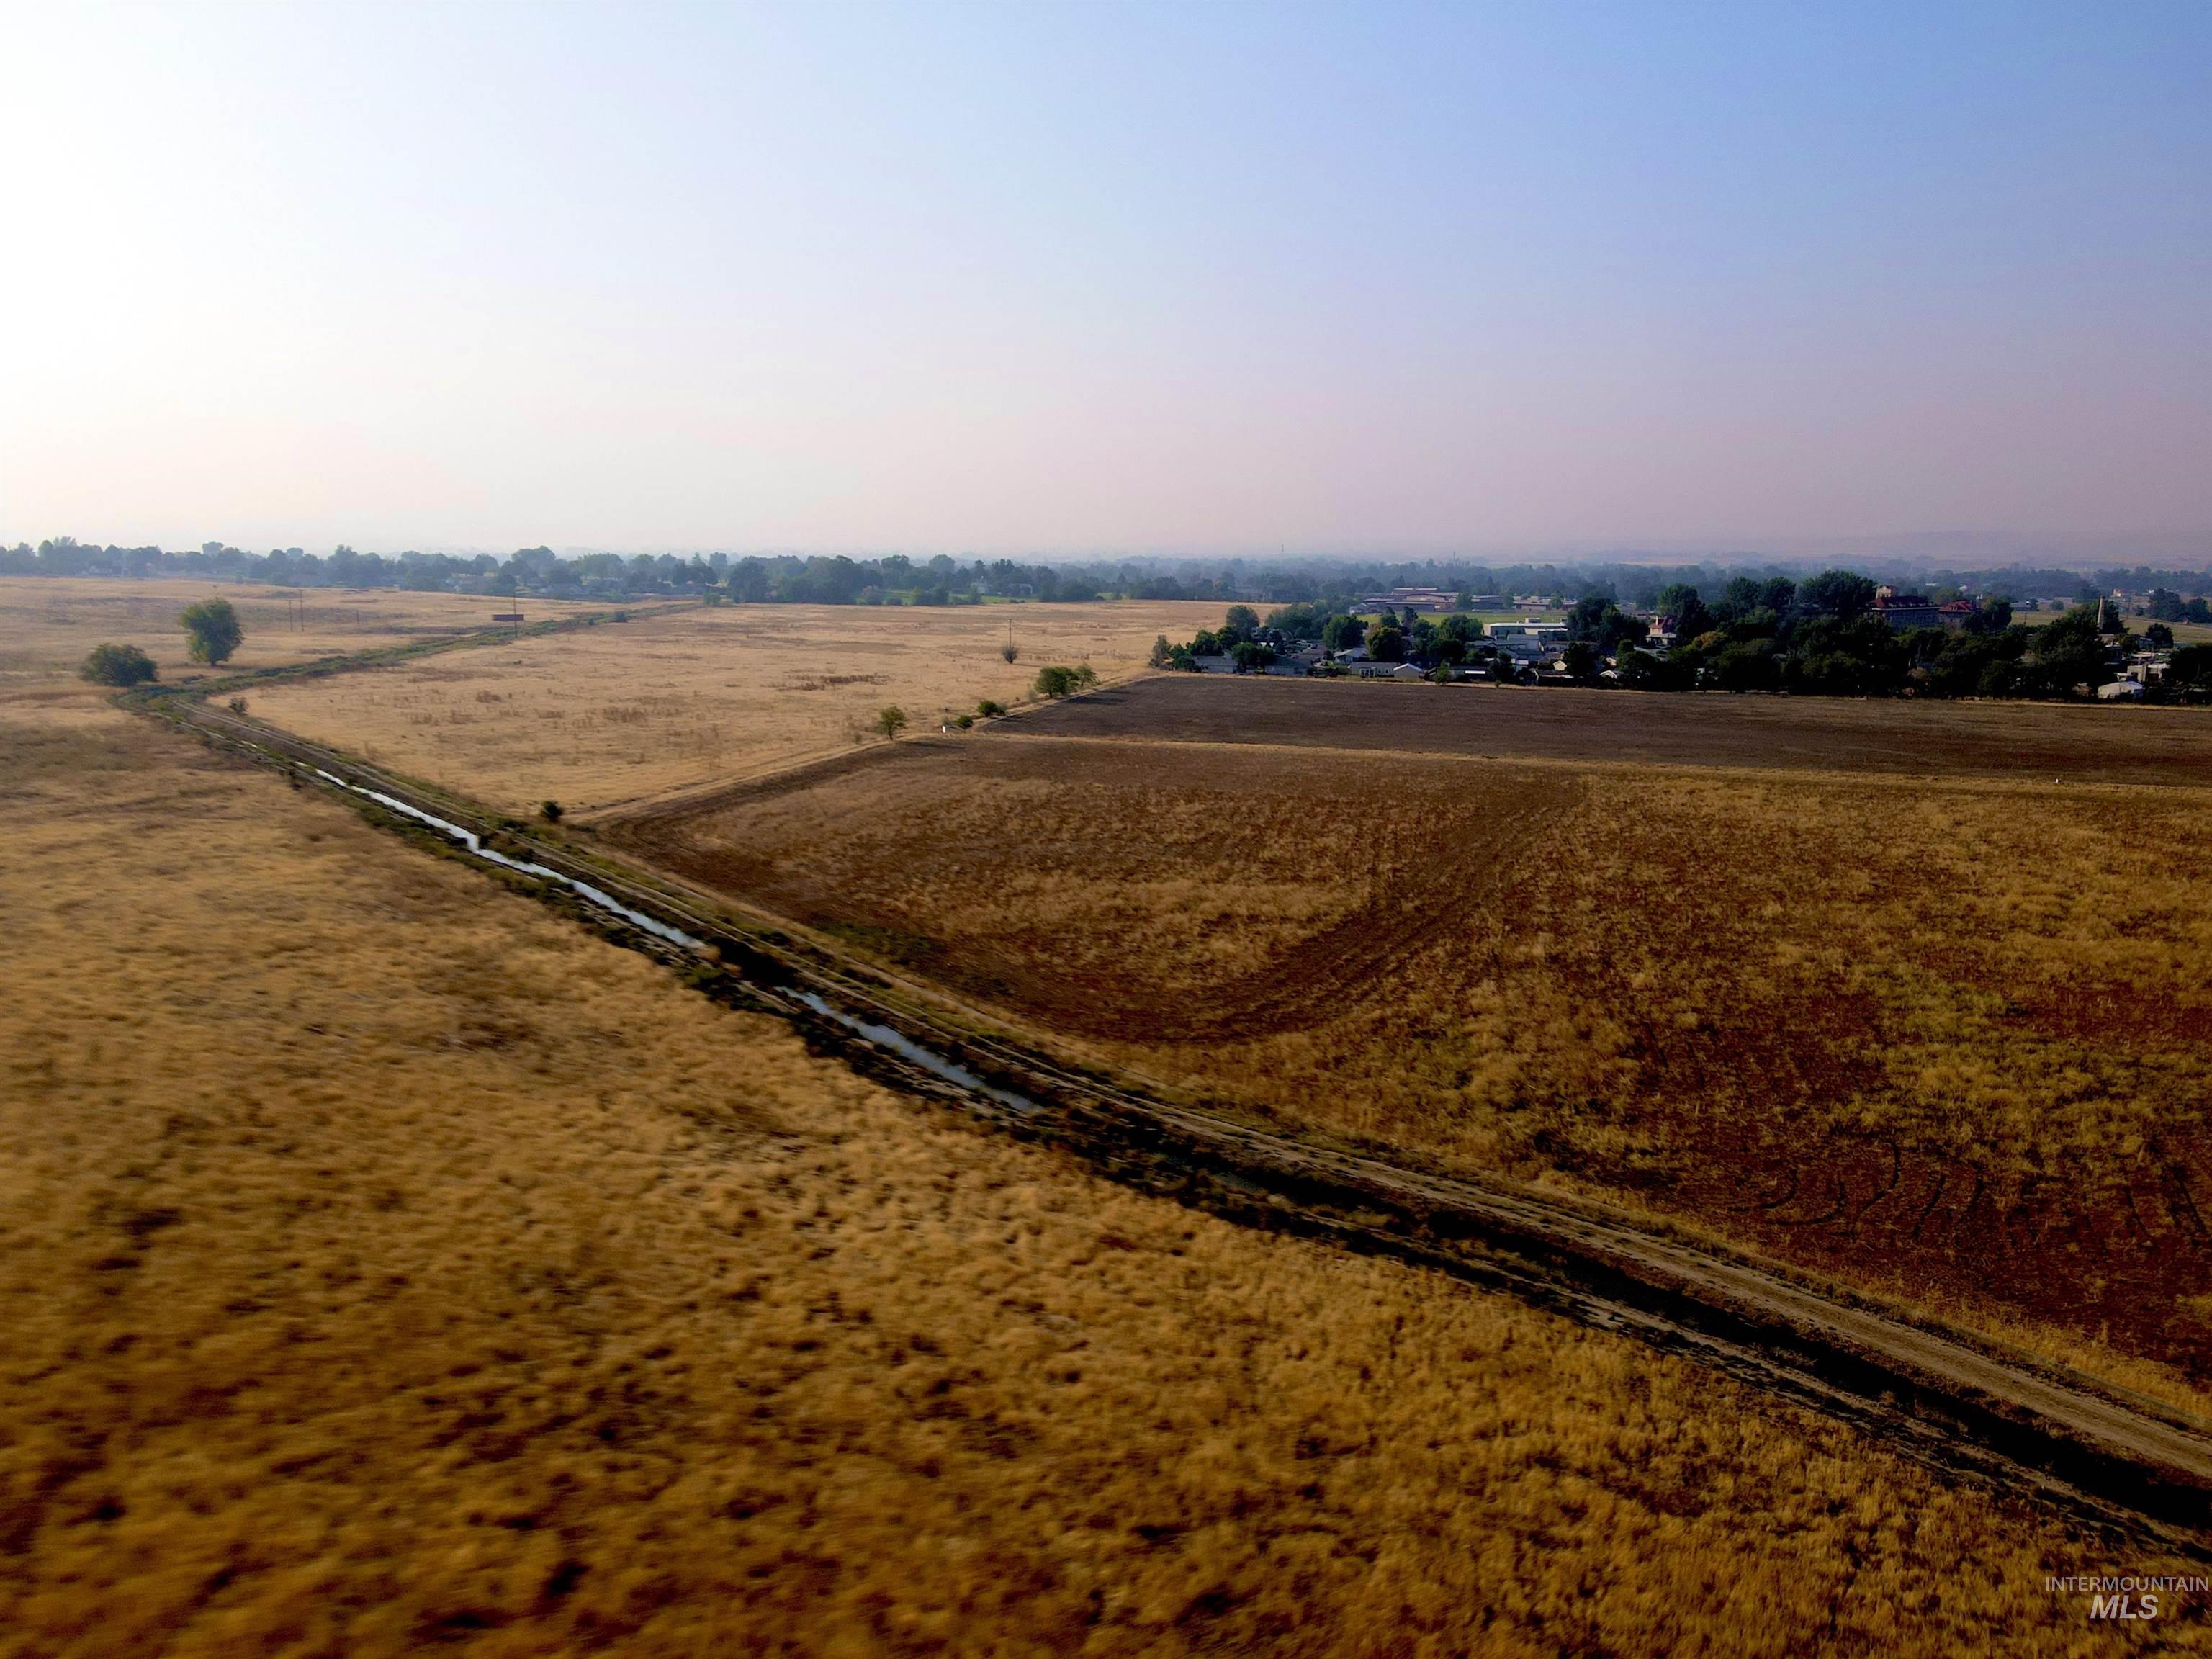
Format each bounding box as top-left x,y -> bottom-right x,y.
0,710 -> 2164,1655
624,730 -> 2212,1409
0,577 -> 558,708
240,601 -> 1228,817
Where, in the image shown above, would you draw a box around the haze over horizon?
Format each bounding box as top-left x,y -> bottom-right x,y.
5,3 -> 2208,558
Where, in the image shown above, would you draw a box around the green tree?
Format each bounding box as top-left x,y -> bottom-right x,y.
1799,570 -> 1878,619
1709,639 -> 1781,692
1653,583 -> 1712,639
1148,634 -> 1174,669
2167,644 -> 2212,688
876,706 -> 908,741
180,598 -> 243,665
1614,647 -> 1680,691
1567,593 -> 1647,655
1221,605 -> 1261,643
1321,613 -> 1367,653
1432,613 -> 1480,665
80,643 -> 158,686
1264,603 -> 1326,641
1033,665 -> 1095,697
2028,607 -> 2118,695
1714,576 -> 1764,622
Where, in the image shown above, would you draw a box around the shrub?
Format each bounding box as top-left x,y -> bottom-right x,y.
228,696 -> 248,715
179,598 -> 243,665
2170,644 -> 2212,688
976,699 -> 1005,717
80,643 -> 158,687
1033,665 -> 1097,698
541,800 -> 564,823
953,713 -> 974,729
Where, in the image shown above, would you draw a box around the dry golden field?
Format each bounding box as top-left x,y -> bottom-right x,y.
1,703 -> 2175,1652
242,600 -> 1226,817
620,715 -> 2212,1411
0,577 -> 573,709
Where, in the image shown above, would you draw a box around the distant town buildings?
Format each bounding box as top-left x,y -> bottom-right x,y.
1871,586 -> 1981,631
1354,586 -> 1470,613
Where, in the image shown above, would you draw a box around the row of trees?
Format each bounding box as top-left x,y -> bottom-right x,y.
1146,575 -> 2212,701
1615,580 -> 2170,698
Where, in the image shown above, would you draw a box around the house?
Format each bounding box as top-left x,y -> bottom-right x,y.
2121,652 -> 2170,685
1494,635 -> 1560,662
2098,680 -> 2146,701
1486,619 -> 1570,644
1937,599 -> 1982,629
1871,586 -> 1944,631
1190,653 -> 1236,673
1354,586 -> 1460,613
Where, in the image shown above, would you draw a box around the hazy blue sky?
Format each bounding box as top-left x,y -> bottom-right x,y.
4,3 -> 2208,556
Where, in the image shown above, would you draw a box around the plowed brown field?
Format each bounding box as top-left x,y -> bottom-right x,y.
616,694 -> 2212,1409
1018,673 -> 2212,785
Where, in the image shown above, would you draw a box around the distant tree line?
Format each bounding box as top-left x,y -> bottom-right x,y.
3,539 -> 1244,604
1609,573 -> 2210,700
13,536 -> 2210,628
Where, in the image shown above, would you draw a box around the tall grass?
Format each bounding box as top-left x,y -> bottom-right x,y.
244,601 -> 1231,817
